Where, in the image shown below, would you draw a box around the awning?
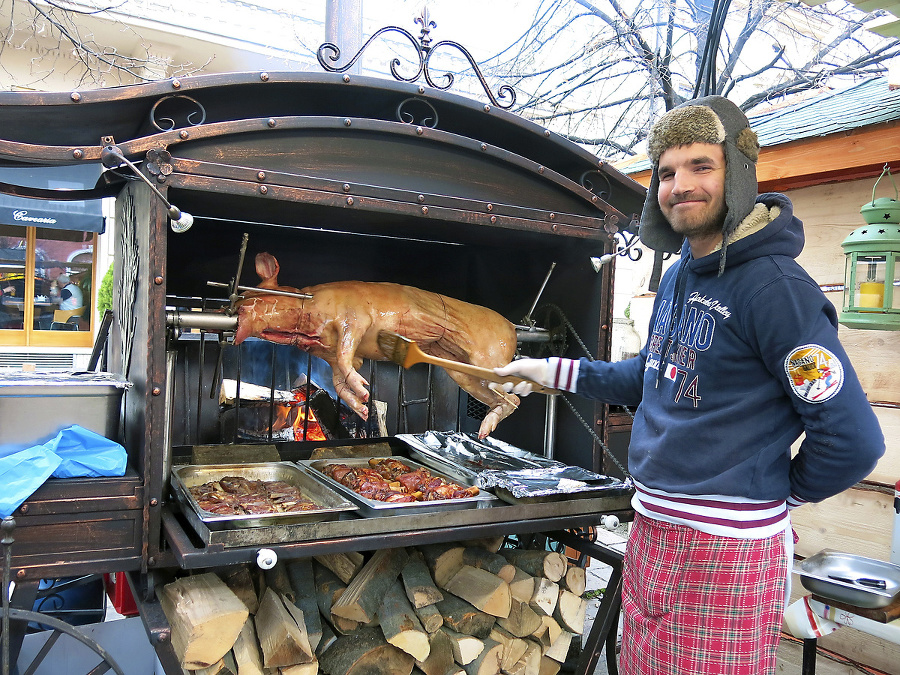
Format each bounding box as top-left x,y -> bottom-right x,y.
0,164 -> 105,234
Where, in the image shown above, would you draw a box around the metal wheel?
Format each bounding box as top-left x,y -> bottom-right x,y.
2,608 -> 126,675
2,517 -> 125,675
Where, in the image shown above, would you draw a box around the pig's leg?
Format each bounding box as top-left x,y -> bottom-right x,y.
444,370 -> 519,438
328,326 -> 371,419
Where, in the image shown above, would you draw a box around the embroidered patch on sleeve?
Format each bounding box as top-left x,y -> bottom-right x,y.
784,344 -> 844,403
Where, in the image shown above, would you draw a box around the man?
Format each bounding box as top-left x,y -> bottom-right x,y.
495,96 -> 884,674
55,273 -> 83,311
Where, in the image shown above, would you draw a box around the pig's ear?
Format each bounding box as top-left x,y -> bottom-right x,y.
255,252 -> 280,285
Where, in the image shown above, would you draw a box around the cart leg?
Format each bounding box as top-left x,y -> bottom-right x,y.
802,638 -> 817,675
545,530 -> 625,675
577,566 -> 622,675
3,580 -> 39,675
126,572 -> 183,675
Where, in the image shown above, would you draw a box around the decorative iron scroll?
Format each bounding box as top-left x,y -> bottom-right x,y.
613,229 -> 644,262
150,94 -> 207,132
317,9 -> 515,109
396,97 -> 439,127
580,169 -> 612,202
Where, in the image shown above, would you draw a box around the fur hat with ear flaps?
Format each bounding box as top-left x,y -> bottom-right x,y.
639,95 -> 760,271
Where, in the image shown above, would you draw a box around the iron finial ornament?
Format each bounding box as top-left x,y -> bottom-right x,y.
316,13 -> 515,110
415,8 -> 436,51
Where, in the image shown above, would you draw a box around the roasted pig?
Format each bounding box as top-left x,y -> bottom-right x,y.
233,252 -> 519,437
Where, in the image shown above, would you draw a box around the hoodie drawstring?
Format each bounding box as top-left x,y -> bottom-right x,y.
656,257 -> 690,388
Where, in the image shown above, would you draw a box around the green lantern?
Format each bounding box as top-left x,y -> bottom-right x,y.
840,165 -> 900,330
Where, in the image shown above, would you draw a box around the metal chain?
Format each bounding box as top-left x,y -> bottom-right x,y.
542,304 -> 633,478
560,394 -> 631,477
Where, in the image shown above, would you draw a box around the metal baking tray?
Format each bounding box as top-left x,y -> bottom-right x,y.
797,550 -> 900,608
298,456 -> 496,516
171,462 -> 358,530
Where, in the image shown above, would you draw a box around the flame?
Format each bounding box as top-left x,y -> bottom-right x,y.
290,390 -> 326,441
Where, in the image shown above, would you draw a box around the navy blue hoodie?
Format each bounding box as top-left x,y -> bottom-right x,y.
577,193 -> 884,503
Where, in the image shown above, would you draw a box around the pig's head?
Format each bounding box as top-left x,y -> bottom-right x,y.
232,252 -> 325,350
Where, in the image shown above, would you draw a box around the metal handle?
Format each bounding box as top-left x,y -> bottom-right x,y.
870,163 -> 899,204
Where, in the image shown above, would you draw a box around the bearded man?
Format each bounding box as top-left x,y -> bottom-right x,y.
495,96 -> 884,674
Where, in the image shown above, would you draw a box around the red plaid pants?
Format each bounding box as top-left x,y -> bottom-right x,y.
618,512 -> 787,675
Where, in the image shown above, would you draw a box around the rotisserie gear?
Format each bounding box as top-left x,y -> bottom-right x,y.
319,458 -> 479,503
188,476 -> 320,515
233,252 -> 520,438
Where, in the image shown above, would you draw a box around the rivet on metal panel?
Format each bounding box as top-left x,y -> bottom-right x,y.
601,324 -> 608,331
538,166 -> 545,174
72,149 -> 83,159
267,118 -> 277,128
422,206 -> 429,215
152,387 -> 162,396
179,130 -> 189,140
156,632 -> 168,643
418,85 -> 425,94
347,197 -> 354,205
592,196 -> 599,203
343,74 -> 351,83
70,92 -> 81,102
490,216 -> 497,224
171,79 -> 181,89
549,213 -> 556,220
417,194 -> 425,203
18,504 -> 28,514
598,160 -> 604,167
154,276 -> 163,285
16,570 -> 25,579
343,184 -> 351,192
544,130 -> 551,137
344,118 -> 352,126
480,143 -> 487,151
259,185 -> 268,195
257,171 -> 266,181
150,498 -> 159,506
260,72 -> 269,82
487,204 -> 493,211
552,223 -> 558,232
483,104 -> 491,112
156,174 -> 166,183
416,126 -> 424,135
148,557 -> 156,567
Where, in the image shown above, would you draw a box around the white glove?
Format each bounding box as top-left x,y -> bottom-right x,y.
493,357 -> 579,396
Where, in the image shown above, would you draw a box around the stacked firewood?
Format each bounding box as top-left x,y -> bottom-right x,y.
158,538 -> 589,675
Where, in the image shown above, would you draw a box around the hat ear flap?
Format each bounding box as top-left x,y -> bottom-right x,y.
736,127 -> 759,162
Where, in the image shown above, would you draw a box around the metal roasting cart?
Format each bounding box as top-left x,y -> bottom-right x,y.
0,24 -> 645,675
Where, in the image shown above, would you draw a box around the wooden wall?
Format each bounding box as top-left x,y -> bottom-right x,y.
785,178 -> 900,674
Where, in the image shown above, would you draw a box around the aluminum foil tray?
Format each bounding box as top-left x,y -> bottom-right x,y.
396,431 -> 632,504
396,431 -> 553,483
798,550 -> 900,608
298,456 -> 496,516
171,462 -> 358,530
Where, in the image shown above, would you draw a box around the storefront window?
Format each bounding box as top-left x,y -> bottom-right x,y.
0,224 -> 95,346
0,224 -> 28,331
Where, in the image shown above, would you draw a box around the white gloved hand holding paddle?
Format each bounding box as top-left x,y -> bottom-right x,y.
494,357 -> 579,396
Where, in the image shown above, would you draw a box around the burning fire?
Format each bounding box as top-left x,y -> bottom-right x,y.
288,390 -> 326,441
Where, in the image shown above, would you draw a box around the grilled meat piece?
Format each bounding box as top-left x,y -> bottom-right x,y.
188,476 -> 319,515
320,459 -> 478,503
233,252 -> 519,438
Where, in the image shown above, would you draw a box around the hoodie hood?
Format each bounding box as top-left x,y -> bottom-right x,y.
686,193 -> 804,274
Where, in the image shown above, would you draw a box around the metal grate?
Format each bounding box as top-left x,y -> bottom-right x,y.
466,395 -> 489,420
0,352 -> 76,370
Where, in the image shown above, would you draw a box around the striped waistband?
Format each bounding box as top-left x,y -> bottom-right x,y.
632,480 -> 790,539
